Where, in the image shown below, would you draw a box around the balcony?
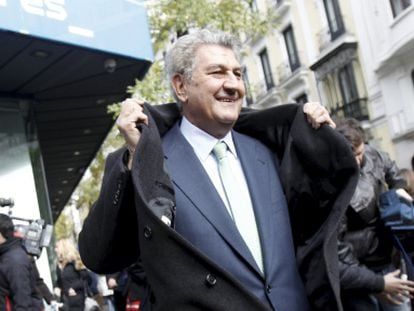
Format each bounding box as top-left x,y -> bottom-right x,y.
330,98 -> 369,121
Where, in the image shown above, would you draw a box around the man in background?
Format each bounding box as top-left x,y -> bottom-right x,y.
0,213 -> 41,309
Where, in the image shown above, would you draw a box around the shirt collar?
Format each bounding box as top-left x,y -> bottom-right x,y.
180,116 -> 238,161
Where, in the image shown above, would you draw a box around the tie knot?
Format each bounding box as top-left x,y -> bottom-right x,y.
213,141 -> 228,161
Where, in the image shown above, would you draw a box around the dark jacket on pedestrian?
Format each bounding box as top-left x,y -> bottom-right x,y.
79,103 -> 359,311
56,262 -> 89,311
0,237 -> 42,310
338,144 -> 407,292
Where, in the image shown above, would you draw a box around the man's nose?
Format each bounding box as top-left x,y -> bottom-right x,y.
223,72 -> 240,89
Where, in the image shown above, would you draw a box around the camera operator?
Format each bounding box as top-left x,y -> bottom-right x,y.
0,214 -> 43,310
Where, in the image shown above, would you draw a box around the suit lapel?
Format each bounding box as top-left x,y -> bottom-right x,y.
163,124 -> 262,273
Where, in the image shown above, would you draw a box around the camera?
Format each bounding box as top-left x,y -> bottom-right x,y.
14,218 -> 53,257
0,197 -> 53,256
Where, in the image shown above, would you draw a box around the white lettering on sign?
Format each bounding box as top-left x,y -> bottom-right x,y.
20,0 -> 67,20
20,0 -> 44,16
45,0 -> 67,21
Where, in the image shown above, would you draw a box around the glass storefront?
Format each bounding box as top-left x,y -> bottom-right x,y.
0,98 -> 54,291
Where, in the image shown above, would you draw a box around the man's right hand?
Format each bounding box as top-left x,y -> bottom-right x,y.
116,98 -> 148,169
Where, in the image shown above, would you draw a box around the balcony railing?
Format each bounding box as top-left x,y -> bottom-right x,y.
330,98 -> 369,121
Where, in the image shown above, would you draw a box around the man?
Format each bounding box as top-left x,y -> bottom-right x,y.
336,118 -> 414,310
79,29 -> 358,310
0,214 -> 42,310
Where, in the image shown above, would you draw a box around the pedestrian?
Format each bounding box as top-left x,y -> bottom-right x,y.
336,117 -> 414,310
54,238 -> 93,310
79,28 -> 358,310
0,214 -> 42,309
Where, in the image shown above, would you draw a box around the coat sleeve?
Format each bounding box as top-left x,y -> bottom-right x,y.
337,216 -> 384,293
79,148 -> 139,274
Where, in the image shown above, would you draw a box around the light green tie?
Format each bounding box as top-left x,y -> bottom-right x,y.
213,141 -> 263,272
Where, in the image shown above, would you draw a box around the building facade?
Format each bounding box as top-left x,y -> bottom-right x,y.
242,0 -> 414,168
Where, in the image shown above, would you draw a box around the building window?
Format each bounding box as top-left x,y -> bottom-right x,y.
335,63 -> 368,120
249,0 -> 258,11
283,26 -> 300,72
338,64 -> 358,104
390,0 -> 412,17
412,69 -> 414,86
323,0 -> 345,40
259,48 -> 274,90
242,67 -> 253,106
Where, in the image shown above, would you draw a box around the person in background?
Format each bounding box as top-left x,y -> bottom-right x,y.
54,238 -> 91,311
106,271 -> 128,311
0,214 -> 42,310
79,28 -> 358,310
336,117 -> 414,311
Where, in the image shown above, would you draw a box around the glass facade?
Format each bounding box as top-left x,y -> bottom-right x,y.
0,98 -> 54,289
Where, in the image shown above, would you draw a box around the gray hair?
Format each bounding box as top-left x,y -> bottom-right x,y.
165,29 -> 242,102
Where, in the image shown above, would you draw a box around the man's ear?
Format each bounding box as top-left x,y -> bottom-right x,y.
171,74 -> 188,103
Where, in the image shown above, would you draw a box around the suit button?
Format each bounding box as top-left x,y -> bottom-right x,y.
205,274 -> 217,287
143,226 -> 152,239
266,284 -> 272,294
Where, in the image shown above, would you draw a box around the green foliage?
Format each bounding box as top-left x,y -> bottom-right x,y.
54,213 -> 74,240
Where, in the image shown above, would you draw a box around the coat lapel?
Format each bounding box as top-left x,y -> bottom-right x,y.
163,124 -> 262,273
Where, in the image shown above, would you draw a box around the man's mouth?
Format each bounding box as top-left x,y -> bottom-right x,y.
216,97 -> 237,102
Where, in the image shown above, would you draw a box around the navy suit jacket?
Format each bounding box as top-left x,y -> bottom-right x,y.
163,123 -> 309,310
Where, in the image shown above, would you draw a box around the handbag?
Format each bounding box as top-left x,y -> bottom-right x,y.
379,189 -> 414,230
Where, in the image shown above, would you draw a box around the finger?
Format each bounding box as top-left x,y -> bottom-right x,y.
386,294 -> 404,306
391,269 -> 401,277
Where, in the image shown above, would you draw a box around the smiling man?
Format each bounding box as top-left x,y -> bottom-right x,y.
79,29 -> 357,311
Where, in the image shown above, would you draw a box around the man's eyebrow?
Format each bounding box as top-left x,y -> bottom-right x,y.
205,64 -> 242,71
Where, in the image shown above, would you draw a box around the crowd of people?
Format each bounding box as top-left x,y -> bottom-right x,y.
0,28 -> 413,310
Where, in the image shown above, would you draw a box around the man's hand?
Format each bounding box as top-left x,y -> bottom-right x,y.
377,269 -> 414,305
303,102 -> 336,129
116,98 -> 148,169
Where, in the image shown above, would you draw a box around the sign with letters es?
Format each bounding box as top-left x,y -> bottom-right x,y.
0,0 -> 153,61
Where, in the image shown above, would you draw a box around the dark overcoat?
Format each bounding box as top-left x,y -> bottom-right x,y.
79,103 -> 358,310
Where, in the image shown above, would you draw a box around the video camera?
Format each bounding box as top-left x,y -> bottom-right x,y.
0,197 -> 53,257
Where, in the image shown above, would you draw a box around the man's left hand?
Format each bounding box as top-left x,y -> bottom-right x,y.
303,102 -> 336,129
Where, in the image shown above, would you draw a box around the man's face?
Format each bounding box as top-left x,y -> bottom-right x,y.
353,143 -> 365,167
175,44 -> 245,138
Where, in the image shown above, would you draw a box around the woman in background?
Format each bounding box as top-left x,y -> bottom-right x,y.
54,238 -> 90,311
